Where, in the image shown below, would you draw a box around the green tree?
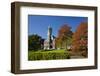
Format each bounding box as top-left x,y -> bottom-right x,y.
28,34 -> 42,51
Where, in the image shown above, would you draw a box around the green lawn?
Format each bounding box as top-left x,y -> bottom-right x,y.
28,49 -> 70,60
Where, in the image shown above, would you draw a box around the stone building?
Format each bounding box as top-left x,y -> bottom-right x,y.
44,26 -> 56,50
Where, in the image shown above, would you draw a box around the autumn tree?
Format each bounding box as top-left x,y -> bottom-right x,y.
72,22 -> 88,56
56,24 -> 73,50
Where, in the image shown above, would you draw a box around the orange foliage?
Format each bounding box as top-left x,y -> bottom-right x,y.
72,22 -> 88,52
58,24 -> 72,39
56,24 -> 73,49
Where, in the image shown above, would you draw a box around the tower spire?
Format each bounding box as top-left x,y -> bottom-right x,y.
47,25 -> 52,49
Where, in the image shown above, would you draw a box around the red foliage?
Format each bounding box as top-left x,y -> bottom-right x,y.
56,24 -> 73,49
72,22 -> 88,52
58,24 -> 72,39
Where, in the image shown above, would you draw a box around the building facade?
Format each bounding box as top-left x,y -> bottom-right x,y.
44,26 -> 56,50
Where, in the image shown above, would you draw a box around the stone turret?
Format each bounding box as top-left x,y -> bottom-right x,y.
47,26 -> 52,49
44,26 -> 56,50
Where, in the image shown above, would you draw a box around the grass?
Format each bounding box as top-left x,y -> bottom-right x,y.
28,49 -> 70,60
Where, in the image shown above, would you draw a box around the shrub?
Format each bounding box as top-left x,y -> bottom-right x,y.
28,50 -> 70,60
81,50 -> 88,57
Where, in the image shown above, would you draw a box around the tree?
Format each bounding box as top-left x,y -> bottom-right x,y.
56,24 -> 73,50
72,22 -> 88,53
28,34 -> 43,51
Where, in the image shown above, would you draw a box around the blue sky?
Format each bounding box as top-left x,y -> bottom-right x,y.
28,15 -> 87,39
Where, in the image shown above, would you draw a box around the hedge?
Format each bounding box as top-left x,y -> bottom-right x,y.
28,50 -> 70,60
